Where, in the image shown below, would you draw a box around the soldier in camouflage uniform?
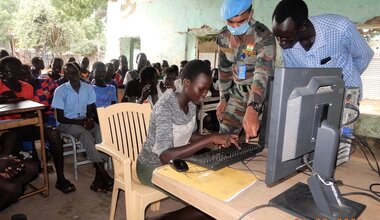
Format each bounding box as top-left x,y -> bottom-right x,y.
216,0 -> 276,142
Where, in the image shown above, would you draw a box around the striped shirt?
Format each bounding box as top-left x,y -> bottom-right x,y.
281,14 -> 374,89
137,91 -> 197,167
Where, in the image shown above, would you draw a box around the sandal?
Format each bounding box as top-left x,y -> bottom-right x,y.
104,179 -> 114,192
55,180 -> 76,194
46,165 -> 55,174
90,181 -> 108,193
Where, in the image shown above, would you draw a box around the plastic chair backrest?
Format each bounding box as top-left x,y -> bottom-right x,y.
97,103 -> 151,174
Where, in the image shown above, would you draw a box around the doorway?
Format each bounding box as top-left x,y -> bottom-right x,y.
120,37 -> 140,70
196,35 -> 218,69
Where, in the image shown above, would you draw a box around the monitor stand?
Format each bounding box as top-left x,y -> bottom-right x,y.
269,122 -> 366,219
269,182 -> 365,220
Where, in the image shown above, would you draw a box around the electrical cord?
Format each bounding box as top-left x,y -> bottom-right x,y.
239,132 -> 376,219
339,181 -> 373,192
336,180 -> 380,200
237,204 -> 277,220
243,154 -> 267,162
350,144 -> 357,156
352,134 -> 380,176
240,161 -> 263,181
301,170 -> 380,200
229,154 -> 268,180
233,159 -> 266,175
338,130 -> 380,176
342,103 -> 360,126
240,168 -> 266,175
361,142 -> 380,176
370,183 -> 380,197
342,192 -> 380,202
247,153 -> 267,164
303,155 -> 314,172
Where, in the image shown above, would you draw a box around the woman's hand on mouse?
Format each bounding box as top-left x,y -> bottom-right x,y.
211,134 -> 240,149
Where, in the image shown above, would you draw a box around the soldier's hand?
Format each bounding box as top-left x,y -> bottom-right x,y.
216,100 -> 227,122
243,106 -> 260,142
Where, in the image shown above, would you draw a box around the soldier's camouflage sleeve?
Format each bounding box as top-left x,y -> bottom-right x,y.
216,32 -> 233,102
248,33 -> 276,106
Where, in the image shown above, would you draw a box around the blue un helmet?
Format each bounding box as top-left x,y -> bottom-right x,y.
220,0 -> 252,20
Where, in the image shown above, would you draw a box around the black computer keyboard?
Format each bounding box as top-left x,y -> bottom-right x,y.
185,143 -> 264,170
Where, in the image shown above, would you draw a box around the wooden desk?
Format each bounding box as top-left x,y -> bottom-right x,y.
152,150 -> 378,220
0,100 -> 49,199
199,96 -> 220,134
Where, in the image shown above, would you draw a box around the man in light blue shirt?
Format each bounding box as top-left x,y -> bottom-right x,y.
53,78 -> 96,120
52,63 -> 113,193
272,0 -> 374,91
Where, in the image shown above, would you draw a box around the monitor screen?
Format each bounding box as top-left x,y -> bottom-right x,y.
264,68 -> 365,219
265,67 -> 345,184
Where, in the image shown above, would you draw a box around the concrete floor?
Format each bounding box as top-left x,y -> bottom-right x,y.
0,155 -> 185,220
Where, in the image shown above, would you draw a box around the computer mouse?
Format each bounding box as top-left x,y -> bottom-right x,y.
169,159 -> 189,172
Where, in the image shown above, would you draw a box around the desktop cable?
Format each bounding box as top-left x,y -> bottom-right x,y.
340,128 -> 380,177
370,183 -> 380,197
342,103 -> 360,127
240,160 -> 263,182
300,171 -> 380,202
341,192 -> 380,203
352,133 -> 380,176
242,154 -> 268,180
237,204 -> 277,220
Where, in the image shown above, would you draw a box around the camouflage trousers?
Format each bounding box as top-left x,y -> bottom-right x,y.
219,83 -> 250,134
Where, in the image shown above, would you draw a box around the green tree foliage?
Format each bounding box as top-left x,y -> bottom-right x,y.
0,0 -> 20,42
15,0 -> 67,53
51,0 -> 107,20
3,0 -> 105,56
70,17 -> 106,55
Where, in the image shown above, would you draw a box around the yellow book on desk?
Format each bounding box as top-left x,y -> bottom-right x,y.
155,162 -> 257,202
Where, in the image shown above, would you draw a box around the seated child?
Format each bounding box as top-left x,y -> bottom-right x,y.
122,66 -> 159,106
19,64 -> 76,193
52,63 -> 113,192
92,62 -> 117,108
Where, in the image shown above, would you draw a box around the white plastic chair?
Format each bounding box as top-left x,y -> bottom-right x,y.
96,103 -> 168,220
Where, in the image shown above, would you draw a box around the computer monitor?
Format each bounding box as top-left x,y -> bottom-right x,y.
265,68 -> 365,219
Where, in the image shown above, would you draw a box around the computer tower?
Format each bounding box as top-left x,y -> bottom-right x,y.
336,87 -> 360,166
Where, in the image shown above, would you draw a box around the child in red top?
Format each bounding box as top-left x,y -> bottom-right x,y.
0,56 -> 39,210
0,57 -> 34,120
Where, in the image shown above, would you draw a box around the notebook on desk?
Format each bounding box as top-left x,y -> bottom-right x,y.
154,162 -> 257,202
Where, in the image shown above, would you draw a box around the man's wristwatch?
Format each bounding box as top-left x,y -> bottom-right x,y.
248,101 -> 263,114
